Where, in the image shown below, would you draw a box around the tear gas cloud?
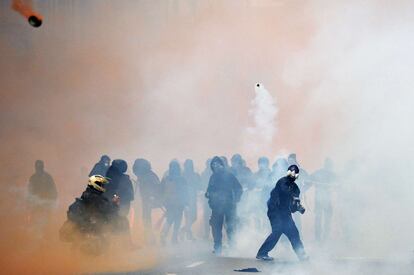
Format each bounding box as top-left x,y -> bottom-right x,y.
1,0 -> 414,273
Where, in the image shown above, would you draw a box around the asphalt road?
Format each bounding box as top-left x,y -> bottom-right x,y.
103,240 -> 414,275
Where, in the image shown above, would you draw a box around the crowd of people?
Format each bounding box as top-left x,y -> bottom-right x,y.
26,152 -> 337,259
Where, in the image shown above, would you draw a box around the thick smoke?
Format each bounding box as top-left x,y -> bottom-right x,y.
244,83 -> 278,157
1,0 -> 414,274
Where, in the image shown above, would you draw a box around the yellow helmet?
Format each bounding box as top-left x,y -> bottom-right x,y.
88,175 -> 110,192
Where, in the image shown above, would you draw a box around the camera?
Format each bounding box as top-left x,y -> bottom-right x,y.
291,197 -> 306,214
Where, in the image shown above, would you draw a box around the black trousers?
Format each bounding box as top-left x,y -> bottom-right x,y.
257,214 -> 306,259
210,206 -> 236,250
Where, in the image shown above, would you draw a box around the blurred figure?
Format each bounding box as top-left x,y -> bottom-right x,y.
230,154 -> 254,189
60,175 -> 132,255
160,160 -> 188,244
256,165 -> 308,261
27,160 -> 57,237
89,155 -> 110,177
206,156 -> 243,255
182,159 -> 201,240
133,158 -> 162,240
254,157 -> 272,189
200,158 -> 212,239
105,159 -> 134,217
309,158 -> 336,243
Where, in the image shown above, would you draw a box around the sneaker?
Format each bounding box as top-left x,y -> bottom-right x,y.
256,255 -> 274,261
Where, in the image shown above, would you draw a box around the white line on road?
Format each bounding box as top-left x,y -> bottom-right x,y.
186,261 -> 205,268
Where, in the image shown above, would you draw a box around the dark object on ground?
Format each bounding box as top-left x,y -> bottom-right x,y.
28,15 -> 42,27
234,267 -> 261,272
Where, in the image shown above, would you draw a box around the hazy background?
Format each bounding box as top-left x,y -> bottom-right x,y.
1,0 -> 414,273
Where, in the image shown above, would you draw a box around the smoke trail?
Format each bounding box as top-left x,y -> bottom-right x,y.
11,0 -> 42,27
244,83 -> 278,156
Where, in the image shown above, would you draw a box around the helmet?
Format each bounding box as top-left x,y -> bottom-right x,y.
88,175 -> 110,192
287,165 -> 299,179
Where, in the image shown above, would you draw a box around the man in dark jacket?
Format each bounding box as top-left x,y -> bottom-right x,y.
133,158 -> 162,237
105,159 -> 134,216
206,156 -> 243,255
256,165 -> 308,261
89,155 -> 111,177
160,160 -> 189,244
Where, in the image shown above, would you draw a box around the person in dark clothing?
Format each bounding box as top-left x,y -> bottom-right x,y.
230,154 -> 254,189
254,157 -> 272,189
201,158 -> 212,240
89,155 -> 111,177
28,160 -> 58,202
160,160 -> 189,244
105,159 -> 134,217
256,165 -> 308,261
132,158 -> 162,238
206,156 -> 243,255
60,175 -> 130,255
182,159 -> 202,240
27,160 -> 58,237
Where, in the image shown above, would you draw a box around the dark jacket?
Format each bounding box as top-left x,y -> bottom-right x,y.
67,186 -> 118,233
267,176 -> 300,219
105,164 -> 134,206
162,174 -> 189,209
206,170 -> 243,209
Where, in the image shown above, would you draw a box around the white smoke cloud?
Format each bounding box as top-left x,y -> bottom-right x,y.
244,83 -> 278,157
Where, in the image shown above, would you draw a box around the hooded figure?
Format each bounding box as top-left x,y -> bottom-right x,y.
105,159 -> 134,216
89,155 -> 110,177
160,160 -> 189,244
133,158 -> 162,234
27,160 -> 58,237
230,154 -> 254,189
182,159 -> 202,240
256,165 -> 308,261
254,157 -> 272,189
28,160 -> 58,203
206,156 -> 243,255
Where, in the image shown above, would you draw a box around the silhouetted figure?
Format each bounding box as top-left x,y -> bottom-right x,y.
309,158 -> 336,243
89,155 -> 110,177
230,154 -> 254,189
256,165 -> 308,261
28,160 -> 58,203
201,158 -> 212,239
206,156 -> 243,255
133,158 -> 162,238
105,159 -> 134,216
182,159 -> 201,240
60,175 -> 131,255
254,157 -> 272,189
160,160 -> 188,244
27,160 -> 58,237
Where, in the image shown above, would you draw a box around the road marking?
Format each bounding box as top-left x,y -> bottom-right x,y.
186,261 -> 205,268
